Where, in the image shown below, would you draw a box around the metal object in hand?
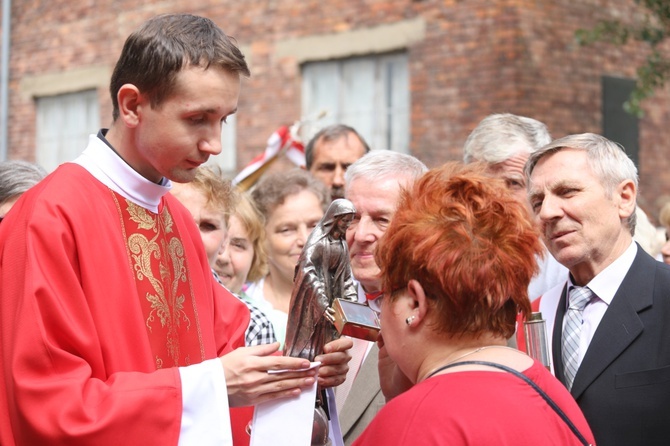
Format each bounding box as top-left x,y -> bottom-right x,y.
524,311 -> 551,370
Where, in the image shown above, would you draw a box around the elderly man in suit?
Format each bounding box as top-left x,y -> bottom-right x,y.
335,150 -> 427,445
526,133 -> 670,446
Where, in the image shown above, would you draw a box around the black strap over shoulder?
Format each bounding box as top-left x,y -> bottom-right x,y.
429,360 -> 591,446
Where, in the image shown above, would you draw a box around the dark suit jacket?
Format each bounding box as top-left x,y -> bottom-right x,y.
340,344 -> 385,445
549,247 -> 670,445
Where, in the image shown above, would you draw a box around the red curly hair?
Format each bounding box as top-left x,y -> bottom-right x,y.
375,162 -> 542,339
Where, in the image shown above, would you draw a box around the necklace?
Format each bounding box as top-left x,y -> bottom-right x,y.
423,345 -> 516,380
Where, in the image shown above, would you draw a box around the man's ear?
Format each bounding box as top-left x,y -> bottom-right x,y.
116,84 -> 143,128
616,179 -> 637,223
406,279 -> 429,324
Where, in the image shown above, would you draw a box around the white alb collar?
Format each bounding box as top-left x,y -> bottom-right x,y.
73,133 -> 171,213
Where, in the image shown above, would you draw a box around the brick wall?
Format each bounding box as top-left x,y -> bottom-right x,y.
4,0 -> 669,217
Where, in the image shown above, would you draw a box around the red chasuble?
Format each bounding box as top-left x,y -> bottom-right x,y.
0,164 -> 249,445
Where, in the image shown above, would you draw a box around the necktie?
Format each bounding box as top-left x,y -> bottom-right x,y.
562,286 -> 593,390
335,338 -> 369,412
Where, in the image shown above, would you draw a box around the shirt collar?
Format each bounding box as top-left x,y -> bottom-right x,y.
357,281 -> 382,313
72,130 -> 171,213
567,241 -> 637,305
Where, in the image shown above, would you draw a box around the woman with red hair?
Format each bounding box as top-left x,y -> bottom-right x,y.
354,162 -> 595,445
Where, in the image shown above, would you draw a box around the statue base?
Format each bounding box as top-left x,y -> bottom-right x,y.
332,299 -> 381,342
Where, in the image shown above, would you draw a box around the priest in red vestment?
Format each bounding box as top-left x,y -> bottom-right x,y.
0,14 -> 351,445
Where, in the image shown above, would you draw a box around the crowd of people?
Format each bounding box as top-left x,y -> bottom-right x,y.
1,11 -> 669,446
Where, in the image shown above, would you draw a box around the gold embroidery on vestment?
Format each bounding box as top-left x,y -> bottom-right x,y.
123,199 -> 194,367
127,201 -> 158,231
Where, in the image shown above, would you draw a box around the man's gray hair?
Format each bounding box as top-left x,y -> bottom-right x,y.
525,133 -> 639,234
463,113 -> 552,164
0,160 -> 48,204
344,150 -> 427,191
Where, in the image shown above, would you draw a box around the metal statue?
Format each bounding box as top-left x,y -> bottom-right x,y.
283,198 -> 358,361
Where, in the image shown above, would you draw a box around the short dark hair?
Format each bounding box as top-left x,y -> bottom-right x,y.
304,124 -> 370,169
110,14 -> 250,121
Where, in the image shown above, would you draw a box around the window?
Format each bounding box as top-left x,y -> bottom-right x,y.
602,76 -> 639,167
36,90 -> 100,172
301,53 -> 410,153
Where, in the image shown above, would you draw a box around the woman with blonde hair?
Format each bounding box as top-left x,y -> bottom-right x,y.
215,189 -> 269,296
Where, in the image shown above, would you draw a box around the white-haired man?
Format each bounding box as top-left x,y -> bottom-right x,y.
336,150 -> 427,445
464,113 -> 568,300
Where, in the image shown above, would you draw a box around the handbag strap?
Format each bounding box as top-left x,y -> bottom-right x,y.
429,360 -> 590,446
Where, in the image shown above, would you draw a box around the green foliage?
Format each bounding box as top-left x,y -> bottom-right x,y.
576,0 -> 670,117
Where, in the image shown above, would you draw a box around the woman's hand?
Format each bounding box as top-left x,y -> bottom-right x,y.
377,332 -> 413,401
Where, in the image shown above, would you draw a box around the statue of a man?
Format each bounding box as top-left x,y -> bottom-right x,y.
283,198 -> 358,361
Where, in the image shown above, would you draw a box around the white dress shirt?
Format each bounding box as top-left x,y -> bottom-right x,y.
564,241 -> 637,367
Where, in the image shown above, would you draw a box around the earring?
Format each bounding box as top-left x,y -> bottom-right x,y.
405,315 -> 416,326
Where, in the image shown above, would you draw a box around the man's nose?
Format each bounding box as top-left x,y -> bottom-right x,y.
333,165 -> 345,187
199,125 -> 223,156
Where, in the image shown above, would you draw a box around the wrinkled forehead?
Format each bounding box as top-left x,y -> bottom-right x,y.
528,148 -> 594,190
488,152 -> 529,178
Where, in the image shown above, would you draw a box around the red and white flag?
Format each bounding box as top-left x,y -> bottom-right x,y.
232,125 -> 305,188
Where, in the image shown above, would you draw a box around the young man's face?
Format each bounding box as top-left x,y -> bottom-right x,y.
131,65 -> 240,183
